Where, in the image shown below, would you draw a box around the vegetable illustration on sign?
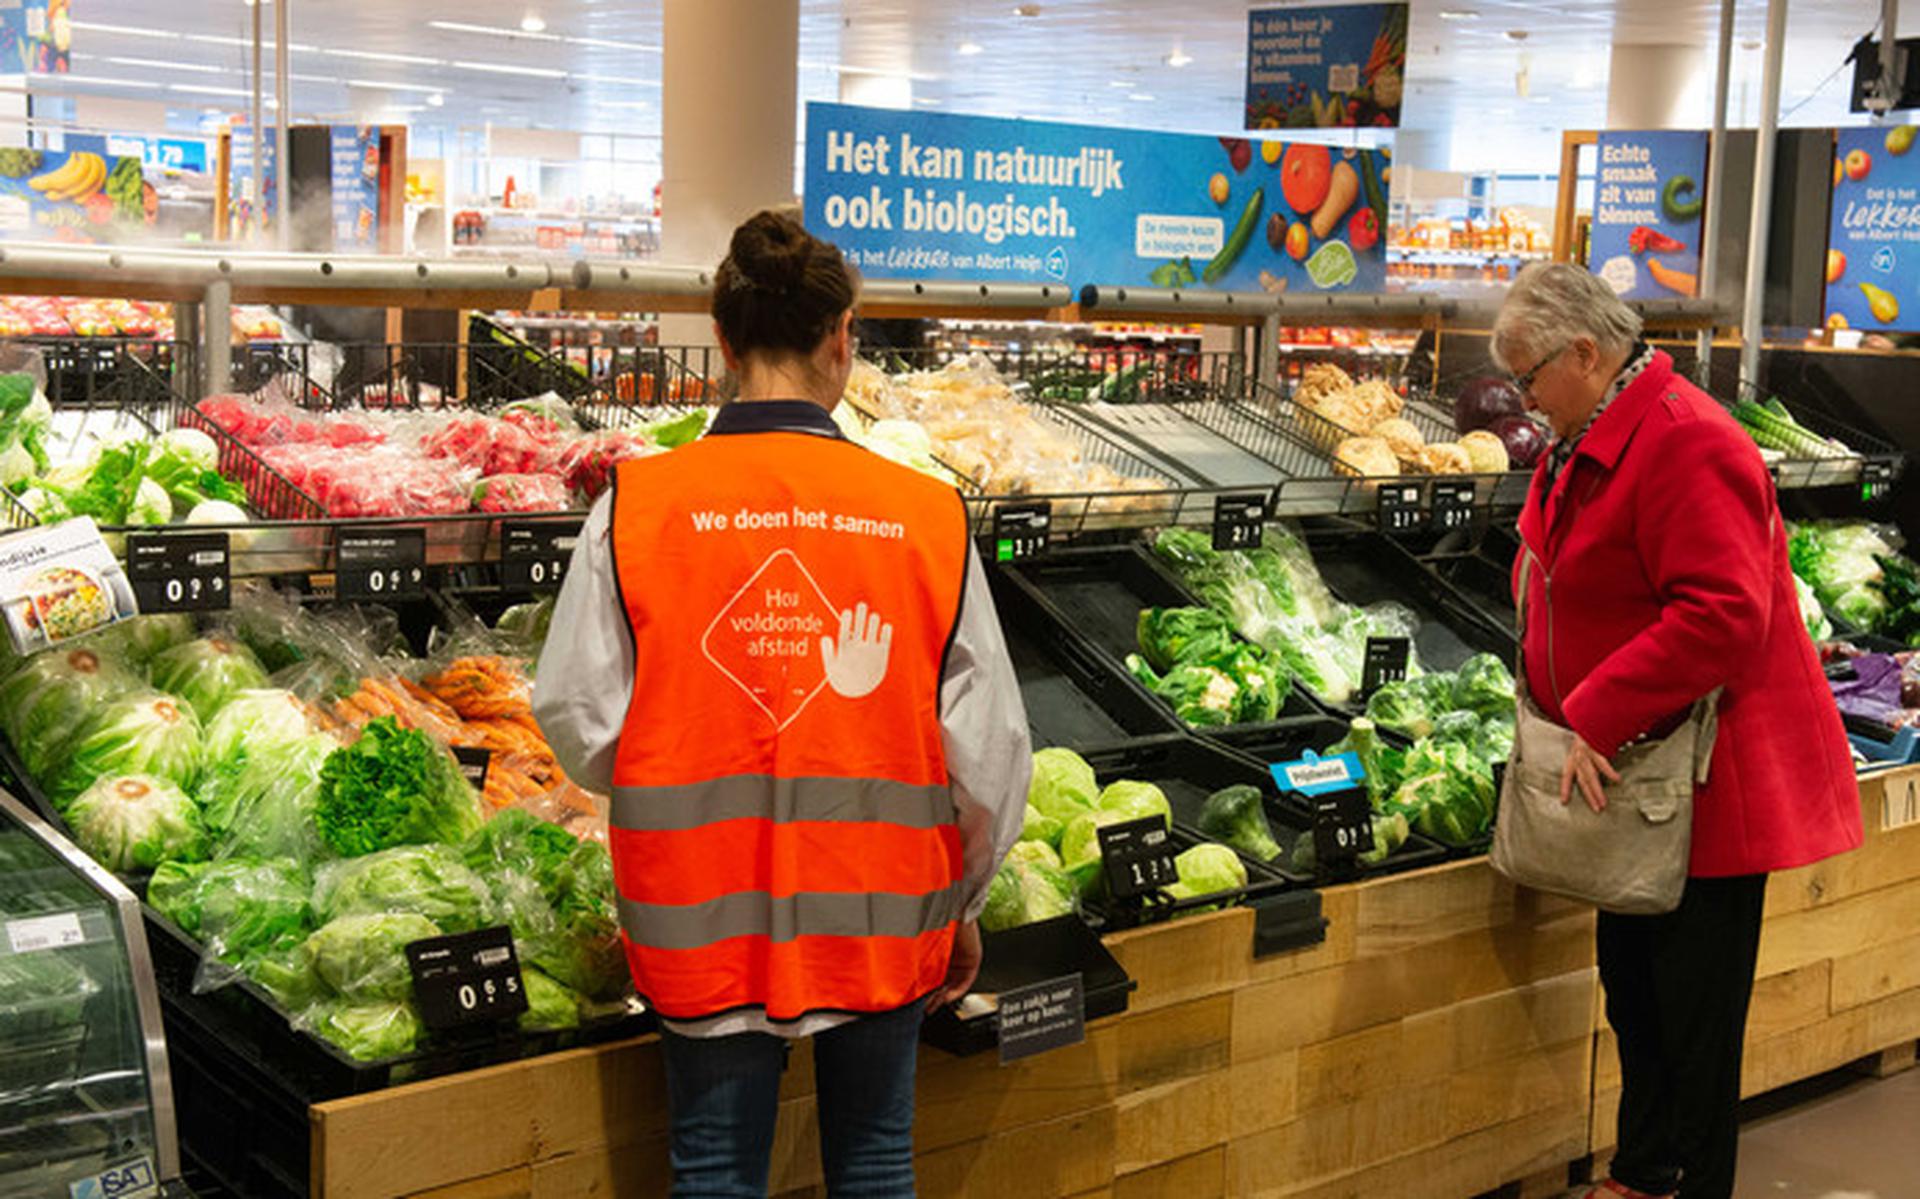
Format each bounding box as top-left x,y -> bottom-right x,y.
1827,126 -> 1920,331
1244,5 -> 1407,129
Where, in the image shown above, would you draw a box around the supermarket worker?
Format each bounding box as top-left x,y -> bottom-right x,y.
534,208 -> 1031,1198
1491,263 -> 1861,1199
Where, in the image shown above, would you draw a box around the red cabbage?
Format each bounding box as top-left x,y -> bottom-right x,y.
1488,415 -> 1549,469
1453,377 -> 1526,434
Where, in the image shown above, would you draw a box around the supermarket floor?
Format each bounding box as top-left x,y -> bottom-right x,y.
1730,1063 -> 1920,1197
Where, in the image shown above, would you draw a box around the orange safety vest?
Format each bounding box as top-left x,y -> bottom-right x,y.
607,415 -> 971,1024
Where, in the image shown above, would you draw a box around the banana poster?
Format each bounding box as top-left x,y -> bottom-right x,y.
0,148 -> 159,243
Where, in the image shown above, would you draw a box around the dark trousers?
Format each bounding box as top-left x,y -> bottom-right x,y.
658,1000 -> 925,1198
1597,873 -> 1769,1199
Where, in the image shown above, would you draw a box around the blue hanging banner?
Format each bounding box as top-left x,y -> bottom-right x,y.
1825,125 -> 1920,333
802,101 -> 1390,294
1586,130 -> 1708,301
1244,4 -> 1407,131
331,126 -> 381,253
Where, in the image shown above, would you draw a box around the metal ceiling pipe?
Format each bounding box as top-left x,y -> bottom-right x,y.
218,255 -> 559,292
1696,0 -> 1735,385
274,0 -> 290,249
567,260 -> 714,296
861,280 -> 1074,310
1739,0 -> 1789,387
1077,284 -> 1272,316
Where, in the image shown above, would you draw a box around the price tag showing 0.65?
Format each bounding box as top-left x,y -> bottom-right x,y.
406,925 -> 529,1031
336,529 -> 427,602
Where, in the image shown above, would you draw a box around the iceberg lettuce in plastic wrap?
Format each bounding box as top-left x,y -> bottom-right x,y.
0,645 -> 136,779
198,733 -> 335,860
87,613 -> 197,667
149,637 -> 270,719
202,687 -> 316,769
66,774 -> 206,872
303,911 -> 441,1003
308,999 -> 423,1061
48,692 -> 203,808
312,844 -> 495,934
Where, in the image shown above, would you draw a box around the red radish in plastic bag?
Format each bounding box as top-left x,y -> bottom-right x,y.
473,473 -> 571,514
559,430 -> 658,502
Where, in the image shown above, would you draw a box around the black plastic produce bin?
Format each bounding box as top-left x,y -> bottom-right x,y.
1409,526 -> 1522,637
1001,544 -> 1319,738
989,562 -> 1183,751
1199,723 -> 1454,879
921,915 -> 1135,1057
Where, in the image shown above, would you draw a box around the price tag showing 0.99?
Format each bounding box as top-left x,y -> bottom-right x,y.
125,532 -> 230,613
336,529 -> 427,602
1429,480 -> 1475,534
501,519 -> 583,591
405,925 -> 529,1031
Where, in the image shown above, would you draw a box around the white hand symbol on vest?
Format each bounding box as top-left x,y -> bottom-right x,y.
820,601 -> 893,699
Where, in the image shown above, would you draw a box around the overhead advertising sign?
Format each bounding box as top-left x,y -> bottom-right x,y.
1586,130 -> 1708,301
1244,4 -> 1406,130
0,147 -> 158,244
1826,126 -> 1920,333
0,0 -> 69,75
803,101 -> 1389,294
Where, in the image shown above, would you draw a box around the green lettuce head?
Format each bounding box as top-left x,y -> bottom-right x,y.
312,844 -> 495,933
1097,779 -> 1172,826
310,999 -> 422,1061
149,637 -> 270,719
88,613 -> 197,667
202,688 -> 315,770
0,645 -> 135,778
198,733 -> 335,861
67,774 -> 205,872
303,911 -> 442,1002
147,856 -> 313,962
1004,840 -> 1063,871
49,694 -> 203,809
1027,747 -> 1099,824
518,966 -> 583,1032
315,717 -> 482,858
1020,803 -> 1064,849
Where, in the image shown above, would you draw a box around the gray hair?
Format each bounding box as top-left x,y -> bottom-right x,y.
1490,261 -> 1643,371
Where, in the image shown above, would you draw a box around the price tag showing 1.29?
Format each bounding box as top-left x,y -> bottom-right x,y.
406,925 -> 529,1031
336,528 -> 427,602
126,532 -> 230,613
1096,815 -> 1179,901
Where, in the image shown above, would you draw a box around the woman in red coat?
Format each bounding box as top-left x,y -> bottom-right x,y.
1494,263 -> 1862,1199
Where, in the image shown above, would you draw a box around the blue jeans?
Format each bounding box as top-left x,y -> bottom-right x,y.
659,1001 -> 925,1198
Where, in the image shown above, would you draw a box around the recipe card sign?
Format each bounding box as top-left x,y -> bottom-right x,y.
1244,4 -> 1407,130
804,102 -> 1389,294
1587,130 -> 1708,301
1826,126 -> 1920,333
0,518 -> 135,654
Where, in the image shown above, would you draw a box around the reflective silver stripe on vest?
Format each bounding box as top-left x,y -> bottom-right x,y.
610,775 -> 953,833
619,882 -> 967,951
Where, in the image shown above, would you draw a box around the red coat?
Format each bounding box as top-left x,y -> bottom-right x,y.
1513,350 -> 1862,877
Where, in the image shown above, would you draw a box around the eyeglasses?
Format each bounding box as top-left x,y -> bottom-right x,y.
1512,342 -> 1569,394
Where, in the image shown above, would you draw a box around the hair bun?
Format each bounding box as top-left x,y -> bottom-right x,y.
730,211 -> 811,295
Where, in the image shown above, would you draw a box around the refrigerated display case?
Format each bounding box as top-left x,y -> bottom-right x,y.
0,789 -> 182,1198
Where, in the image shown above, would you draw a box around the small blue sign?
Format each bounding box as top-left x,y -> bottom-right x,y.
803,101 -> 1390,294
1244,4 -> 1407,130
1269,749 -> 1366,797
68,1155 -> 157,1199
1828,125 -> 1920,333
1586,130 -> 1708,302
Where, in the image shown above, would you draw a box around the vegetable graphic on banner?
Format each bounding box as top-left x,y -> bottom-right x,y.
803,102 -> 1388,294
0,148 -> 157,243
1825,126 -> 1920,332
1244,4 -> 1406,130
1586,130 -> 1708,300
0,0 -> 69,75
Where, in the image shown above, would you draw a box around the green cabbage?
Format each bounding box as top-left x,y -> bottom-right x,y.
66,774 -> 205,872
304,911 -> 442,1002
1164,843 -> 1248,901
1098,779 -> 1172,825
1003,840 -> 1063,871
310,999 -> 422,1061
979,858 -> 1078,932
1020,803 -> 1064,849
48,692 -> 203,808
1059,793 -> 1171,897
312,844 -> 494,933
149,637 -> 270,719
1027,747 -> 1099,824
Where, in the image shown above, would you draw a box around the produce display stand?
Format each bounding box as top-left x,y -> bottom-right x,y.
0,245 -> 1914,1198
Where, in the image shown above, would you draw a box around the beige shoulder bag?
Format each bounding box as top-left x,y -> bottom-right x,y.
1488,552 -> 1719,915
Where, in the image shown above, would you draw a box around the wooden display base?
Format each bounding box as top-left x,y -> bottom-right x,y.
301,768 -> 1917,1198
1591,768 -> 1920,1162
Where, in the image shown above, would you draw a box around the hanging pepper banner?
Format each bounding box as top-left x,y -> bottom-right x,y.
1586,130 -> 1708,301
1825,126 -> 1920,333
803,101 -> 1389,294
